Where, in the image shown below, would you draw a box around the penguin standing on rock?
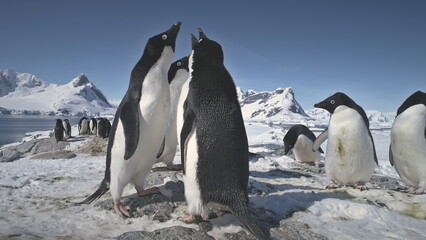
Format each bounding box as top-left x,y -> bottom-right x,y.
390,91 -> 426,194
283,124 -> 324,167
54,119 -> 64,142
313,92 -> 378,190
156,56 -> 189,170
180,29 -> 269,240
79,22 -> 181,217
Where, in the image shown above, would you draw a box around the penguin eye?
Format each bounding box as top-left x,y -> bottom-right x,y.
162,34 -> 167,40
330,100 -> 335,104
177,62 -> 181,66
198,39 -> 203,43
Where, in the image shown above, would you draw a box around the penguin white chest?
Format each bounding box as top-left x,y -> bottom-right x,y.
391,104 -> 426,187
325,106 -> 374,184
294,135 -> 320,164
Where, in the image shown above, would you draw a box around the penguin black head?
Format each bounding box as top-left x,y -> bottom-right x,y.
283,130 -> 298,155
168,56 -> 189,83
396,91 -> 426,116
55,119 -> 63,127
314,92 -> 358,114
190,28 -> 224,65
145,22 -> 181,55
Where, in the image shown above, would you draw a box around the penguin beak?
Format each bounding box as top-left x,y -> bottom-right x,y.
164,21 -> 182,51
198,28 -> 209,40
191,34 -> 198,49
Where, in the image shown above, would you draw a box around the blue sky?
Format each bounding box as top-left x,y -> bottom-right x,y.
2,0 -> 425,112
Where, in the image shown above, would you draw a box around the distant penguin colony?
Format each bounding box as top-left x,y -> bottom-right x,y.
179,29 -> 269,239
283,124 -> 324,167
79,22 -> 181,217
313,92 -> 378,190
389,91 -> 426,194
155,56 -> 189,170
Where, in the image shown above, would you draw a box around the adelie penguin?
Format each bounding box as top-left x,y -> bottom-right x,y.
89,118 -> 98,135
389,91 -> 426,194
78,117 -> 89,135
180,29 -> 269,240
54,119 -> 64,142
156,56 -> 189,170
79,22 -> 181,217
283,124 -> 324,167
313,92 -> 378,190
62,119 -> 72,139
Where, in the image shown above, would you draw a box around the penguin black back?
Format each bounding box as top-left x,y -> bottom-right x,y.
181,29 -> 269,240
54,119 -> 64,142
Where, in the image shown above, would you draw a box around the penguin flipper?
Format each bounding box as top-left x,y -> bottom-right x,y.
156,136 -> 166,159
313,128 -> 328,152
120,98 -> 140,160
77,178 -> 110,204
180,101 -> 196,175
368,130 -> 379,165
389,144 -> 394,166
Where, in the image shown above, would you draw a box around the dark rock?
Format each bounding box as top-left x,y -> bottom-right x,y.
31,150 -> 77,159
0,148 -> 21,162
223,231 -> 258,240
116,226 -> 214,240
270,219 -> 328,240
30,138 -> 68,154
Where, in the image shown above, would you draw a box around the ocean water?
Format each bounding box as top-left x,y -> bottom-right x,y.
0,115 -> 82,147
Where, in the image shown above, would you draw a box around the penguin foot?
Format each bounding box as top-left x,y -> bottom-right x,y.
179,214 -> 201,223
136,186 -> 160,196
405,187 -> 425,195
166,163 -> 182,171
114,201 -> 131,218
354,184 -> 368,191
326,181 -> 340,189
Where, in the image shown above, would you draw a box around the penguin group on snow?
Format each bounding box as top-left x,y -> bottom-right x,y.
77,116 -> 111,138
76,21 -> 425,240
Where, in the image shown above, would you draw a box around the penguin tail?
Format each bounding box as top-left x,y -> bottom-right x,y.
77,178 -> 110,204
231,202 -> 270,240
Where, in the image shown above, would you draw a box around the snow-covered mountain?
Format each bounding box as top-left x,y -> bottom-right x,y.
238,86 -> 395,128
238,87 -> 310,123
0,69 -> 114,116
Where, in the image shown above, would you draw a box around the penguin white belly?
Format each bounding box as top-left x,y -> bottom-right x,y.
110,58 -> 171,201
325,108 -> 374,184
293,135 -> 320,164
157,72 -> 187,164
391,105 -> 426,188
183,128 -> 206,217
176,79 -> 190,145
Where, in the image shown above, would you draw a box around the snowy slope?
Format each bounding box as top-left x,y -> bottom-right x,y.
0,70 -> 115,116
